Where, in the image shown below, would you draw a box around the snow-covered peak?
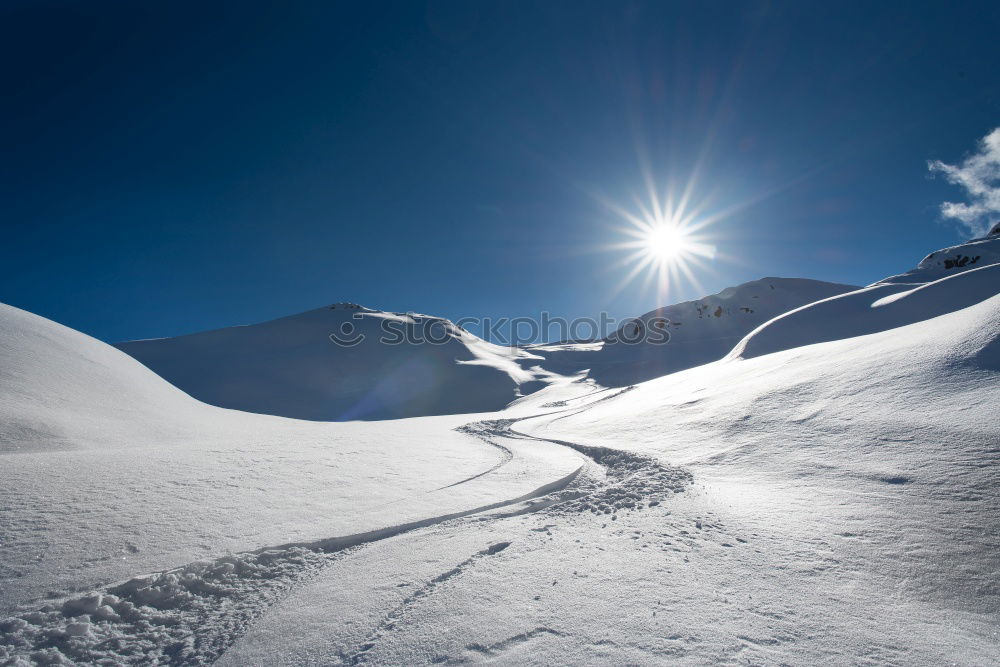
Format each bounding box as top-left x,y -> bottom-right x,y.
607,277 -> 857,342
878,235 -> 1000,285
326,302 -> 372,311
729,239 -> 1000,361
115,303 -> 545,421
532,278 -> 858,387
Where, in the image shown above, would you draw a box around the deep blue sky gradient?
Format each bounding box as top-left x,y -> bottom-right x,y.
3,0 -> 1000,342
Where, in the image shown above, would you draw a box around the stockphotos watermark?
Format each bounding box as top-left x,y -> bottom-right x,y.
328,312 -> 672,347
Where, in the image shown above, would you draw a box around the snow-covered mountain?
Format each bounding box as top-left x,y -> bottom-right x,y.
529,277 -> 857,385
116,304 -> 546,421
2,234 -> 999,665
115,281 -> 859,421
729,234 -> 1000,360
880,231 -> 1000,285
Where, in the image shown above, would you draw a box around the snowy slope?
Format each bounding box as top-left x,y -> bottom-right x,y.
219,248 -> 999,666
0,303 -> 580,622
218,291 -> 1000,665
530,277 -> 857,385
0,302 -> 210,453
729,235 -> 1000,360
116,304 -> 546,421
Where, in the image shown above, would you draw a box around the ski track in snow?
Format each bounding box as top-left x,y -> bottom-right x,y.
459,627 -> 566,663
433,432 -> 514,491
464,416 -> 692,516
0,407 -> 693,666
344,541 -> 513,665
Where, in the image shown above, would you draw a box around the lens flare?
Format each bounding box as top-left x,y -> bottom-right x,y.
601,186 -> 720,305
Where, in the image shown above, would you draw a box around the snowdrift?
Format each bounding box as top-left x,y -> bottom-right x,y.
0,302 -> 209,453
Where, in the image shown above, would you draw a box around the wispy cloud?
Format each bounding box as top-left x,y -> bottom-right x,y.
928,127 -> 1000,238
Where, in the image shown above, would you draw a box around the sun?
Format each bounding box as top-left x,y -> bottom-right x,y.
599,186 -> 722,304
645,224 -> 692,261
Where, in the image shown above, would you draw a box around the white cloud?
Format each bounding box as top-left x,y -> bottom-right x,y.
928,127 -> 1000,238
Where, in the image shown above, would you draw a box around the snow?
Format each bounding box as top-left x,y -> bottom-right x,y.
0,304 -> 581,663
880,234 -> 1000,285
114,305 -> 546,421
2,236 -> 999,665
217,247 -> 999,665
733,262 -> 1000,357
729,236 -> 1000,360
532,277 -> 857,385
114,280 -> 856,422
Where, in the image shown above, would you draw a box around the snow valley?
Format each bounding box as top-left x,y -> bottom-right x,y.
2,232 -> 999,665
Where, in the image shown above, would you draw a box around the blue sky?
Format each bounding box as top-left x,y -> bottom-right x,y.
2,0 -> 999,342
